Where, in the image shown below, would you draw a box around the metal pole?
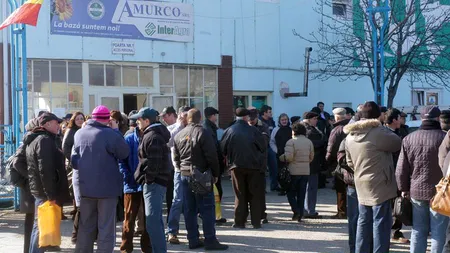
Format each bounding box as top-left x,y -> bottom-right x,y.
3,0 -> 9,126
366,2 -> 390,106
21,24 -> 27,131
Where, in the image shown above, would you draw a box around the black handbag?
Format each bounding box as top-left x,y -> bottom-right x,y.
393,196 -> 413,226
187,127 -> 213,195
278,165 -> 292,191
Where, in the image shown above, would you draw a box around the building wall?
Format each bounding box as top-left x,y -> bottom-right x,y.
6,0 -> 450,121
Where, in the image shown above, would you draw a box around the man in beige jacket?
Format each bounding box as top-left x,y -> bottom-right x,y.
344,101 -> 402,253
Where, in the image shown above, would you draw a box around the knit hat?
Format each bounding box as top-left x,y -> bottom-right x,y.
92,105 -> 111,123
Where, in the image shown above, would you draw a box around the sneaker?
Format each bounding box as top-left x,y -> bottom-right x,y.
262,218 -> 269,224
205,241 -> 229,251
189,241 -> 205,249
168,234 -> 180,244
232,223 -> 245,229
292,213 -> 300,221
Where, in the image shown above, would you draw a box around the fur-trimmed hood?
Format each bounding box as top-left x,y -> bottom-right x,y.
343,119 -> 381,134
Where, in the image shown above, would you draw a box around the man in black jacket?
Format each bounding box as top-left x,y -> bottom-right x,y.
221,107 -> 267,229
26,112 -> 70,253
326,108 -> 351,219
248,108 -> 270,224
203,107 -> 226,216
302,111 -> 327,219
131,107 -> 171,253
173,109 -> 228,251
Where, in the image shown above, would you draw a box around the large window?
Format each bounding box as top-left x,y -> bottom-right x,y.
233,92 -> 271,112
89,63 -> 155,88
27,60 -> 84,118
159,65 -> 218,113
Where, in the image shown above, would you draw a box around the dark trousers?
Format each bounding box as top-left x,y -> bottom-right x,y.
391,191 -> 403,238
120,192 -> 151,253
261,172 -> 267,219
287,175 -> 309,217
24,213 -> 34,253
335,176 -> 347,215
181,175 -> 217,247
166,170 -> 174,221
231,168 -> 264,227
72,208 -> 80,243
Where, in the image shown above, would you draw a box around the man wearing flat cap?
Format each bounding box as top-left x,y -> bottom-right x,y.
202,107 -> 227,224
397,106 -> 448,251
221,107 -> 267,229
26,112 -> 71,252
302,111 -> 327,219
326,108 -> 351,219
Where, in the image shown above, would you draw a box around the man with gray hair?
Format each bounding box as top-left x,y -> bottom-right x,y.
326,108 -> 351,219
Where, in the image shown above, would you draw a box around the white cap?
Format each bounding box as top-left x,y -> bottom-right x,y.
332,107 -> 346,116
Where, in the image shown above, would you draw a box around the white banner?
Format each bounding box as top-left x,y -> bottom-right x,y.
111,0 -> 194,42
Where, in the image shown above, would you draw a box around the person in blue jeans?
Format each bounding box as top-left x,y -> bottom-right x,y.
173,109 -> 228,250
396,106 -> 448,253
344,101 -> 402,253
26,113 -> 71,253
279,122 -> 314,222
166,106 -> 190,244
131,107 -> 172,253
259,105 -> 278,191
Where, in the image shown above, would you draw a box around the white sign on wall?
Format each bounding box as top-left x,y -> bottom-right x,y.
112,42 -> 135,55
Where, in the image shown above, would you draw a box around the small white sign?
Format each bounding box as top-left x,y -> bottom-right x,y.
112,42 -> 135,55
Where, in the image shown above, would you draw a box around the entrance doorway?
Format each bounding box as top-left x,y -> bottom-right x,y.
123,94 -> 147,115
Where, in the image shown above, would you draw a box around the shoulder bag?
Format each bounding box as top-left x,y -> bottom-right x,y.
188,126 -> 213,195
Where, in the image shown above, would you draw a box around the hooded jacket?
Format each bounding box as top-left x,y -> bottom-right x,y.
344,119 -> 401,206
71,120 -> 130,199
135,123 -> 171,187
26,128 -> 70,205
396,120 -> 445,201
119,127 -> 143,193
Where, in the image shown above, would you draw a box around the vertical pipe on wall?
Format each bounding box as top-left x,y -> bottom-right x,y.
2,0 -> 9,126
21,24 -> 27,130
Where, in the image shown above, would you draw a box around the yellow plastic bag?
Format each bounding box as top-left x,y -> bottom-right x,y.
37,201 -> 62,247
213,185 -> 222,220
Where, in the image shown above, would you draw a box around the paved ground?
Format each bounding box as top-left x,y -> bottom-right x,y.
0,179 -> 414,253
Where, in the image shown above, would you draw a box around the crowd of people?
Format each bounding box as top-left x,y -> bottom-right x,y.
11,99 -> 450,253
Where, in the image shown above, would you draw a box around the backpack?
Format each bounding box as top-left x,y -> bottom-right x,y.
5,144 -> 28,189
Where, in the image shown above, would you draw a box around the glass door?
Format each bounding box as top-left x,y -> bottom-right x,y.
150,95 -> 175,113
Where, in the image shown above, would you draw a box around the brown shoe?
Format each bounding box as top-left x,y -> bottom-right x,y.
392,236 -> 410,244
168,234 -> 180,244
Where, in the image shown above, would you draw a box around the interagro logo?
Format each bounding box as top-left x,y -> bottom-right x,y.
87,0 -> 105,20
145,23 -> 156,36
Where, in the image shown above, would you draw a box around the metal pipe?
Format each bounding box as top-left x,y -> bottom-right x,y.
303,47 -> 312,96
21,24 -> 27,129
2,0 -> 9,126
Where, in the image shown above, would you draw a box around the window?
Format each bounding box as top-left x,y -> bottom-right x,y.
68,62 -> 82,84
139,66 -> 153,87
332,102 -> 352,109
123,66 -> 138,87
175,66 -> 188,97
333,3 -> 347,17
51,61 -> 67,83
89,64 -> 104,86
233,96 -> 248,110
412,89 -> 441,106
105,65 -> 121,87
190,67 -> 203,97
233,92 -> 272,111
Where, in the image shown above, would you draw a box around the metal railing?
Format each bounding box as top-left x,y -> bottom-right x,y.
0,125 -> 17,209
